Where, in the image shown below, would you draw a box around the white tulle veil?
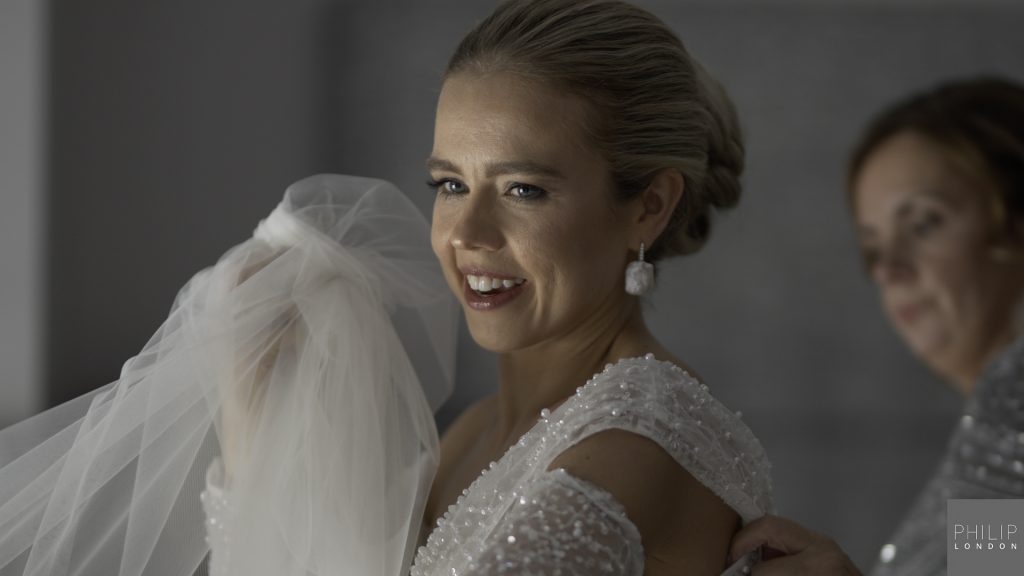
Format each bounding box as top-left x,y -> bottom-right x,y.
0,175 -> 458,576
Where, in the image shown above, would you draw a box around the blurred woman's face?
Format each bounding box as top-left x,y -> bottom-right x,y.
428,71 -> 633,353
853,130 -> 1024,388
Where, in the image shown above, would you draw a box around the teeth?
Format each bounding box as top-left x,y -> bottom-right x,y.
467,274 -> 526,293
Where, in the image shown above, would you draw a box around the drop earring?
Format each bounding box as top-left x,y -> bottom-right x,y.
625,241 -> 654,295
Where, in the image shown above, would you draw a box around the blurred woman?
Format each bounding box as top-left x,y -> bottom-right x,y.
730,77 -> 1024,575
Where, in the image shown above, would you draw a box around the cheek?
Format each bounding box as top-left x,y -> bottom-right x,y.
530,208 -> 622,293
901,210 -> 988,303
430,198 -> 455,257
509,214 -> 563,288
919,238 -> 988,313
930,259 -> 974,310
429,220 -> 445,262
429,205 -> 459,287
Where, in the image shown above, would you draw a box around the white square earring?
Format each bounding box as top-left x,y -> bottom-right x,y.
625,241 -> 654,295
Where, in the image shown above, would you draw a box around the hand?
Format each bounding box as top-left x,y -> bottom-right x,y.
728,515 -> 862,575
218,246 -> 298,478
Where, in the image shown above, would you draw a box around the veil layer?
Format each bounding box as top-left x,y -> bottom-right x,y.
0,175 -> 458,576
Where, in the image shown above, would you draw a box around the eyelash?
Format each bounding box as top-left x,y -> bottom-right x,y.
425,178 -> 548,202
426,178 -> 465,196
506,182 -> 547,202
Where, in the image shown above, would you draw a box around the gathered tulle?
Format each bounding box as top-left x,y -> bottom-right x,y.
0,175 -> 458,576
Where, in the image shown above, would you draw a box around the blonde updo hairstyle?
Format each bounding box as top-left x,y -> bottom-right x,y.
445,0 -> 744,261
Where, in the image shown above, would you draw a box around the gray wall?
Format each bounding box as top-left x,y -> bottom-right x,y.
0,0 -> 45,426
45,0 -> 344,404
17,0 -> 1024,570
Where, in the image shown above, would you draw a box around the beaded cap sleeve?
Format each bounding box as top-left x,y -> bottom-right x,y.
411,354 -> 775,575
465,469 -> 645,575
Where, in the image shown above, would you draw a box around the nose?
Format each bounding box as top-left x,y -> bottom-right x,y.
872,243 -> 916,287
448,189 -> 503,252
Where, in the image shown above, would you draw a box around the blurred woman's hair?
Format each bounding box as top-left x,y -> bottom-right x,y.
849,76 -> 1024,244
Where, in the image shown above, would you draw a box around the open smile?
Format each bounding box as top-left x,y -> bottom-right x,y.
461,273 -> 528,311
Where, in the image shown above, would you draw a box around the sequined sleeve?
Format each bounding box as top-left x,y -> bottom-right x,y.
464,468 -> 644,576
871,335 -> 1024,576
199,458 -> 233,576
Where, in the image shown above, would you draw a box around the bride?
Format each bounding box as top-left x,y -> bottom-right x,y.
0,1 -> 773,575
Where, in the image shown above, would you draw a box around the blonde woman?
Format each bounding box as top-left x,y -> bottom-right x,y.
0,2 -> 774,575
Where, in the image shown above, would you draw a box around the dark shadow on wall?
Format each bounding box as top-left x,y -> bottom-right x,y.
45,0 -> 345,406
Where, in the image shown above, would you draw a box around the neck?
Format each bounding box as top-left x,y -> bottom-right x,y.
949,366 -> 980,397
492,297 -> 653,450
946,326 -> 1020,396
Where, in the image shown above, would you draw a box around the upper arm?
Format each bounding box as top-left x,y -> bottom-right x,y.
548,429 -> 740,576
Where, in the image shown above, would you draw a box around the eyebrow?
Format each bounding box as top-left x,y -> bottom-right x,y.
425,157 -> 566,179
856,189 -> 953,239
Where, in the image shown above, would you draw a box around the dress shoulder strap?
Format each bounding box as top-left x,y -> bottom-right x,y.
537,354 -> 775,523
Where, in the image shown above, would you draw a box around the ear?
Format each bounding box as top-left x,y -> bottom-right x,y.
630,168 -> 684,249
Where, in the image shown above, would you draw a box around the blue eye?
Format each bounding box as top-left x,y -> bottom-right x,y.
427,178 -> 467,196
507,183 -> 546,201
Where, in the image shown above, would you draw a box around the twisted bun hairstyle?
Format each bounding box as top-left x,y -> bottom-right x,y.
446,0 -> 744,260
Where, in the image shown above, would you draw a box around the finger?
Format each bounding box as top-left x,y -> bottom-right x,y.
729,515 -> 816,563
751,550 -> 862,576
750,554 -> 809,576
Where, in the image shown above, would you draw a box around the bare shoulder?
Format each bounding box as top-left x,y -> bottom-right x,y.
548,429 -> 738,575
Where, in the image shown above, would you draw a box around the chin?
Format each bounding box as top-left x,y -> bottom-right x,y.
464,321 -> 529,354
902,324 -> 956,371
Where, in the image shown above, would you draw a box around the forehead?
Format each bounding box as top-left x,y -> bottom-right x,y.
432,71 -> 596,159
853,131 -> 973,225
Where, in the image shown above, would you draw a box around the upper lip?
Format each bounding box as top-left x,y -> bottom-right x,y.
457,266 -> 526,280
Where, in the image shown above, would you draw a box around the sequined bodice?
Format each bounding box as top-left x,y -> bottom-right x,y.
202,354 -> 775,575
410,354 -> 774,575
872,336 -> 1024,576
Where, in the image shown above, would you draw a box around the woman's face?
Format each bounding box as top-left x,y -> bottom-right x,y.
429,71 -> 633,353
853,130 -> 1024,385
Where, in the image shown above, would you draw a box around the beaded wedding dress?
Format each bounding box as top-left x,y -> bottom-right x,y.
1,174 -> 773,576
204,354 -> 775,576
